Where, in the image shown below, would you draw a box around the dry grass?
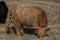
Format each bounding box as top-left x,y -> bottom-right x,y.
0,0 -> 60,40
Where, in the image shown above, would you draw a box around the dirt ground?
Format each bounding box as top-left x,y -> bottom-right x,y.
0,0 -> 60,40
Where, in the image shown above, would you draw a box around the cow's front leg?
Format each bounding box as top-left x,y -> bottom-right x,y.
14,20 -> 24,36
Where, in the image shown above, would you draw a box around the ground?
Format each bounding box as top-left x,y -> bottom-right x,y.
0,0 -> 60,40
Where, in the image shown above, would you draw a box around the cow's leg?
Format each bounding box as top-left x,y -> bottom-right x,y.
13,20 -> 24,36
5,16 -> 11,34
33,22 -> 39,37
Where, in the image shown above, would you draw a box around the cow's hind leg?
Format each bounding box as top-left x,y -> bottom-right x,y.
14,20 -> 24,36
6,16 -> 11,34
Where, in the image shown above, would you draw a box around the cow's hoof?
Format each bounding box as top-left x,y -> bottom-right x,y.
16,32 -> 24,36
6,30 -> 11,34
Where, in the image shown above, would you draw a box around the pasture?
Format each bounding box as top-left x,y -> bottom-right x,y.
0,0 -> 60,40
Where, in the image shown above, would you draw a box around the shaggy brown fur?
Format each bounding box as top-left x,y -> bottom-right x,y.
6,5 -> 47,38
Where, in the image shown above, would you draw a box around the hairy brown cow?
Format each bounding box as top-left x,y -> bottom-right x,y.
6,5 -> 47,38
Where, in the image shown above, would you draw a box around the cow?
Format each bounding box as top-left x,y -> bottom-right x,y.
0,1 -> 8,23
6,5 -> 47,38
